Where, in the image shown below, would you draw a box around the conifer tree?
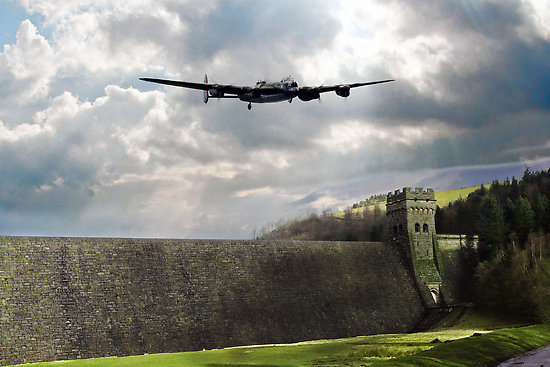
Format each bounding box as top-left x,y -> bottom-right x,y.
534,194 -> 550,232
514,196 -> 535,246
477,195 -> 506,260
510,177 -> 520,202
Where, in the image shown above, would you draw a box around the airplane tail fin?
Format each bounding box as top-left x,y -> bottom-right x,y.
203,74 -> 209,104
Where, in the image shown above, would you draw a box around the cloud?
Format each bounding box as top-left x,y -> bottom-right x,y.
0,19 -> 54,104
291,192 -> 327,207
0,1 -> 549,238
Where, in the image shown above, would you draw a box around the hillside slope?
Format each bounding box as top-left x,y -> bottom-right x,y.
334,185 -> 480,218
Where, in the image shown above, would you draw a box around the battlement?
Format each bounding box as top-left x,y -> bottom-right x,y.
387,187 -> 435,205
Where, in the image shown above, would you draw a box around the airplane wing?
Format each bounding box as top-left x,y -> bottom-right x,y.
297,79 -> 394,101
139,77 -> 249,95
315,79 -> 395,94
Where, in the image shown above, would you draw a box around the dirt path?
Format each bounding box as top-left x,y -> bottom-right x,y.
497,345 -> 550,366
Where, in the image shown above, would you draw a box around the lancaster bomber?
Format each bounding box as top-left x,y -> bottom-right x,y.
140,75 -> 394,110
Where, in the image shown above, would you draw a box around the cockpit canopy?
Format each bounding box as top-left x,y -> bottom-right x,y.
281,76 -> 297,88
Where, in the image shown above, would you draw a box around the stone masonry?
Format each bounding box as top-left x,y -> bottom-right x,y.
0,238 -> 425,365
387,187 -> 442,307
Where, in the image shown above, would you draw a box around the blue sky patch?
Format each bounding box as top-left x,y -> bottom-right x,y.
0,1 -> 47,51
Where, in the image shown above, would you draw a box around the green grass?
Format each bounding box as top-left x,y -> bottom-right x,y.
8,318 -> 550,367
429,307 -> 531,331
434,186 -> 480,208
3,329 -> 497,367
371,323 -> 550,366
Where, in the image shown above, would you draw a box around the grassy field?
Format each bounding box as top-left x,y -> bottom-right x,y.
10,319 -> 550,367
8,329 -> 483,367
372,323 -> 550,366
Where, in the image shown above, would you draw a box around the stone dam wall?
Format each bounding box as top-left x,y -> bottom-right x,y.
0,237 -> 426,365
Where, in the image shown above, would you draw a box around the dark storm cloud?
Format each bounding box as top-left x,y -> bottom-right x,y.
390,0 -> 523,38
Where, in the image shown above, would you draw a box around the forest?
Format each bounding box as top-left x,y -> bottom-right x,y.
437,168 -> 550,322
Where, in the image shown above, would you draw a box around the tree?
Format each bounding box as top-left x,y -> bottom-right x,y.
522,167 -> 533,184
534,194 -> 550,232
510,177 -> 520,202
476,195 -> 507,261
514,196 -> 536,246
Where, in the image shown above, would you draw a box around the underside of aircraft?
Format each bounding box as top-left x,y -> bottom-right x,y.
140,75 -> 394,110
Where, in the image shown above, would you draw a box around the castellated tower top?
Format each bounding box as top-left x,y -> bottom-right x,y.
386,187 -> 435,205
386,187 -> 437,216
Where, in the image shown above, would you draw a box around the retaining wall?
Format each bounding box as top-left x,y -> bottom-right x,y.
0,237 -> 425,365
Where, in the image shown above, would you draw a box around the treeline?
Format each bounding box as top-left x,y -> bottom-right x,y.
435,168 -> 550,261
260,207 -> 388,242
351,194 -> 387,210
473,239 -> 550,322
435,167 -> 550,322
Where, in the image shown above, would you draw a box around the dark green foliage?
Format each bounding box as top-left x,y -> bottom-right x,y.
473,238 -> 550,322
510,176 -> 520,201
437,168 -> 550,253
504,197 -> 516,226
534,194 -> 550,232
476,195 -> 506,261
514,196 -> 535,245
435,169 -> 550,322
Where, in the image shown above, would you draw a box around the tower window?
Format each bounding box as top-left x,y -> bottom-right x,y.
423,224 -> 429,233
415,223 -> 420,232
399,224 -> 404,234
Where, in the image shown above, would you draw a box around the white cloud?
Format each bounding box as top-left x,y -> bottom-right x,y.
1,19 -> 55,103
0,119 -> 50,142
518,0 -> 550,42
314,119 -> 463,155
233,186 -> 274,198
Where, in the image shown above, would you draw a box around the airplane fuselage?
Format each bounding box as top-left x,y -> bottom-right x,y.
238,78 -> 299,104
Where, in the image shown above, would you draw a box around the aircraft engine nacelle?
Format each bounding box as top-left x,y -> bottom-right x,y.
335,85 -> 350,98
298,87 -> 320,101
209,86 -> 224,98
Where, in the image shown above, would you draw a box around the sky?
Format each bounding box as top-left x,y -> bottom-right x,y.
0,0 -> 549,239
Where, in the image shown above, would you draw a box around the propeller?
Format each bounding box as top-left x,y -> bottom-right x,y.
203,74 -> 209,104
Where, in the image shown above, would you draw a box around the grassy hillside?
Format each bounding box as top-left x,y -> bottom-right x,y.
1,329 -> 494,367
334,185 -> 480,218
11,320 -> 550,367
435,185 -> 481,207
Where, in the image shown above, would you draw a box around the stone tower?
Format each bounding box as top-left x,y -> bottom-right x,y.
387,187 -> 442,307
